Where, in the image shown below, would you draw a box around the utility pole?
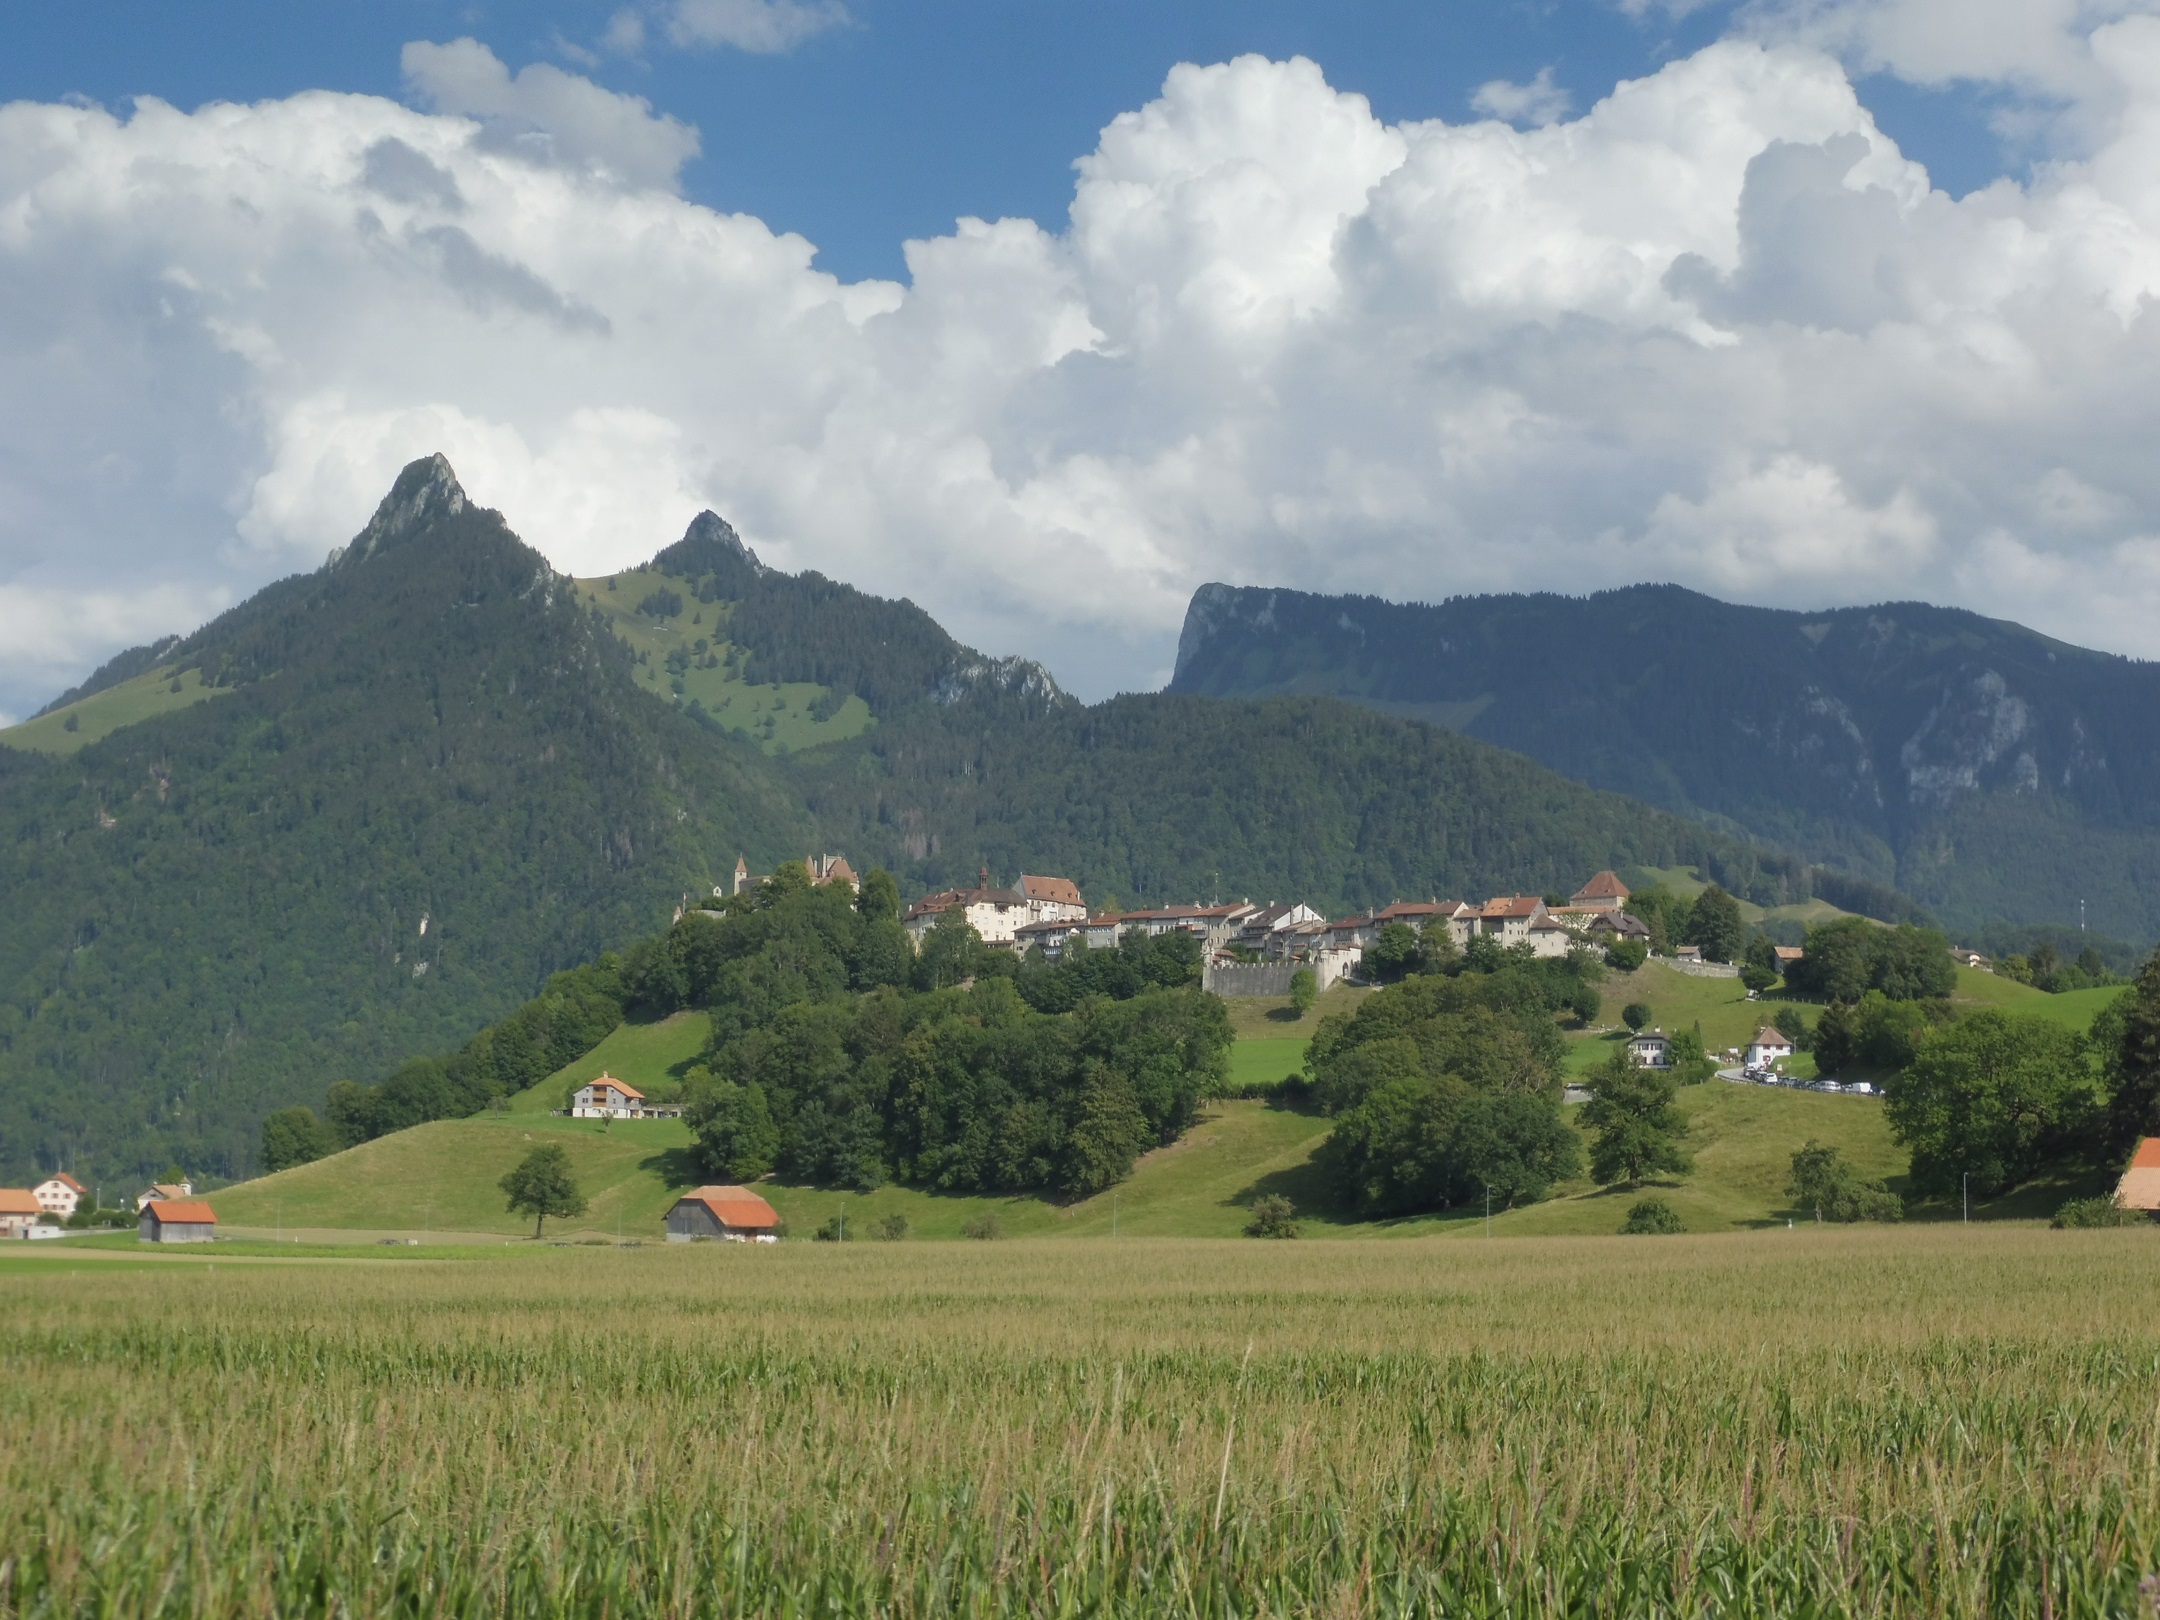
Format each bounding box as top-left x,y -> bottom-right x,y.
1112,1191 -> 1119,1238
1485,1185 -> 1492,1237
1963,1172 -> 1969,1225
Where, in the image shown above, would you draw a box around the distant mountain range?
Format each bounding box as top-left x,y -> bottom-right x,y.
1170,581 -> 2160,943
0,459 -> 1823,1182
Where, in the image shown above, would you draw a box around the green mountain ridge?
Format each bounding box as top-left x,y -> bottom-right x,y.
0,458 -> 1893,1183
1170,581 -> 2160,944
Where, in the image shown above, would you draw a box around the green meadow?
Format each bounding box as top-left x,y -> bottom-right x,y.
574,570 -> 874,753
8,1229 -> 2160,1615
0,663 -> 224,754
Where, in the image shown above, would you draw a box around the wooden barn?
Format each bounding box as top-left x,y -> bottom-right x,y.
665,1186 -> 780,1243
139,1199 -> 218,1244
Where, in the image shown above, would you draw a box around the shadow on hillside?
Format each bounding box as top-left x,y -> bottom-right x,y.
637,1145 -> 703,1190
1230,1158 -> 1346,1226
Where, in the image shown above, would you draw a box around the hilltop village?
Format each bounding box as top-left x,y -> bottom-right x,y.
722,854 -> 1658,993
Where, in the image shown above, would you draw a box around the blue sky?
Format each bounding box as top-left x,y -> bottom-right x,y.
3,0 -> 2157,714
7,1 -> 2015,283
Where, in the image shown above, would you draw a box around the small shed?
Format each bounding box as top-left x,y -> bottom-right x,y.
666,1186 -> 780,1243
2116,1139 -> 2160,1213
139,1199 -> 218,1244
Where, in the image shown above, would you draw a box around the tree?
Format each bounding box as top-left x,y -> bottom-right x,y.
1621,1002 -> 1651,1033
499,1144 -> 588,1239
1580,1049 -> 1693,1187
1886,1012 -> 2098,1199
872,1212 -> 910,1240
259,1106 -> 336,1173
1364,922 -> 1421,984
915,907 -> 990,991
1418,925 -> 1462,977
856,867 -> 901,922
1621,1196 -> 1684,1234
1060,1062 -> 1152,1196
2103,953 -> 2160,1158
1773,1005 -> 1812,1051
683,1074 -> 780,1182
1244,1195 -> 1299,1237
1683,885 -> 1746,964
1289,966 -> 1319,1016
1786,1140 -> 1901,1222
1605,937 -> 1648,972
1789,918 -> 1955,1004
1741,932 -> 1779,994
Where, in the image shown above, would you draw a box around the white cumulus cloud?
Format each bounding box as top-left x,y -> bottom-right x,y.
1471,66 -> 1574,125
11,27 -> 2160,714
660,0 -> 850,53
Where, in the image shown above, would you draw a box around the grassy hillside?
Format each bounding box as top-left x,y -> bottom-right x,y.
575,571 -> 873,754
0,664 -> 224,754
209,1076 -> 1938,1243
505,1010 -> 712,1115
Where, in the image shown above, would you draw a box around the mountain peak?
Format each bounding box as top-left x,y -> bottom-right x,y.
651,510 -> 765,591
327,453 -> 470,570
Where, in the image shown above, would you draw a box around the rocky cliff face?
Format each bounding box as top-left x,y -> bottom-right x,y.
1169,581 -> 2160,940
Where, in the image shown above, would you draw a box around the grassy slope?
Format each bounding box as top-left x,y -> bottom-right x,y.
0,665 -> 224,754
573,572 -> 872,754
209,968 -> 2125,1245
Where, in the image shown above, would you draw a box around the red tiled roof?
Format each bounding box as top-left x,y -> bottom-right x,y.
1020,874 -> 1083,906
0,1189 -> 40,1216
1750,1026 -> 1791,1046
2132,1139 -> 2160,1171
1571,870 -> 1630,902
589,1074 -> 644,1100
146,1200 -> 217,1224
1481,896 -> 1544,918
46,1172 -> 86,1193
684,1186 -> 779,1229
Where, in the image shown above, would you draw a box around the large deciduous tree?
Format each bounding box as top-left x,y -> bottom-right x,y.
1886,1012 -> 2098,1199
499,1144 -> 589,1239
1580,1050 -> 1693,1187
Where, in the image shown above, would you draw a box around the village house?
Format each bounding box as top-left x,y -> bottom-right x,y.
1587,910 -> 1651,950
1476,896 -> 1548,944
1013,918 -> 1085,959
1527,914 -> 1582,958
571,1074 -> 680,1120
139,1199 -> 217,1243
134,1181 -> 191,1214
1627,1029 -> 1673,1068
665,1185 -> 781,1243
33,1172 -> 86,1219
2116,1139 -> 2160,1214
1569,871 -> 1631,911
723,853 -> 859,899
1745,1025 -> 1795,1069
1235,903 -> 1326,957
1019,874 -> 1087,924
0,1189 -> 42,1238
903,869 -> 1033,946
1773,945 -> 1805,978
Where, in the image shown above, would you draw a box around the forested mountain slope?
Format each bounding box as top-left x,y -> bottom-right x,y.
0,459 -> 1872,1183
0,458 -> 814,1181
1170,582 -> 2160,942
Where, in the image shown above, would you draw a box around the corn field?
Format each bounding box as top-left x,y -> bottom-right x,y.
5,1228 -> 2160,1617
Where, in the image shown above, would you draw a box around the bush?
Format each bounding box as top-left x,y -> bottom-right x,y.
1289,968 -> 1319,1017
1605,938 -> 1648,972
960,1212 -> 1004,1241
2051,1196 -> 2145,1229
1622,1003 -> 1651,1033
872,1212 -> 910,1241
812,1214 -> 850,1242
1621,1196 -> 1684,1234
1243,1195 -> 1299,1238
1787,1140 -> 1902,1222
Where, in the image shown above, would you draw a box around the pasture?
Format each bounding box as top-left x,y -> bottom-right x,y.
6,1229 -> 2160,1615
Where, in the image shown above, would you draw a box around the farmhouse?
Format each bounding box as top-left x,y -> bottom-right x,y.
1476,896 -> 1548,943
665,1185 -> 781,1243
1773,945 -> 1805,977
1745,1025 -> 1794,1068
1587,911 -> 1650,948
571,1074 -> 679,1119
138,1200 -> 218,1244
33,1172 -> 86,1219
2117,1139 -> 2160,1213
0,1189 -> 41,1238
134,1181 -> 191,1213
1627,1030 -> 1673,1068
